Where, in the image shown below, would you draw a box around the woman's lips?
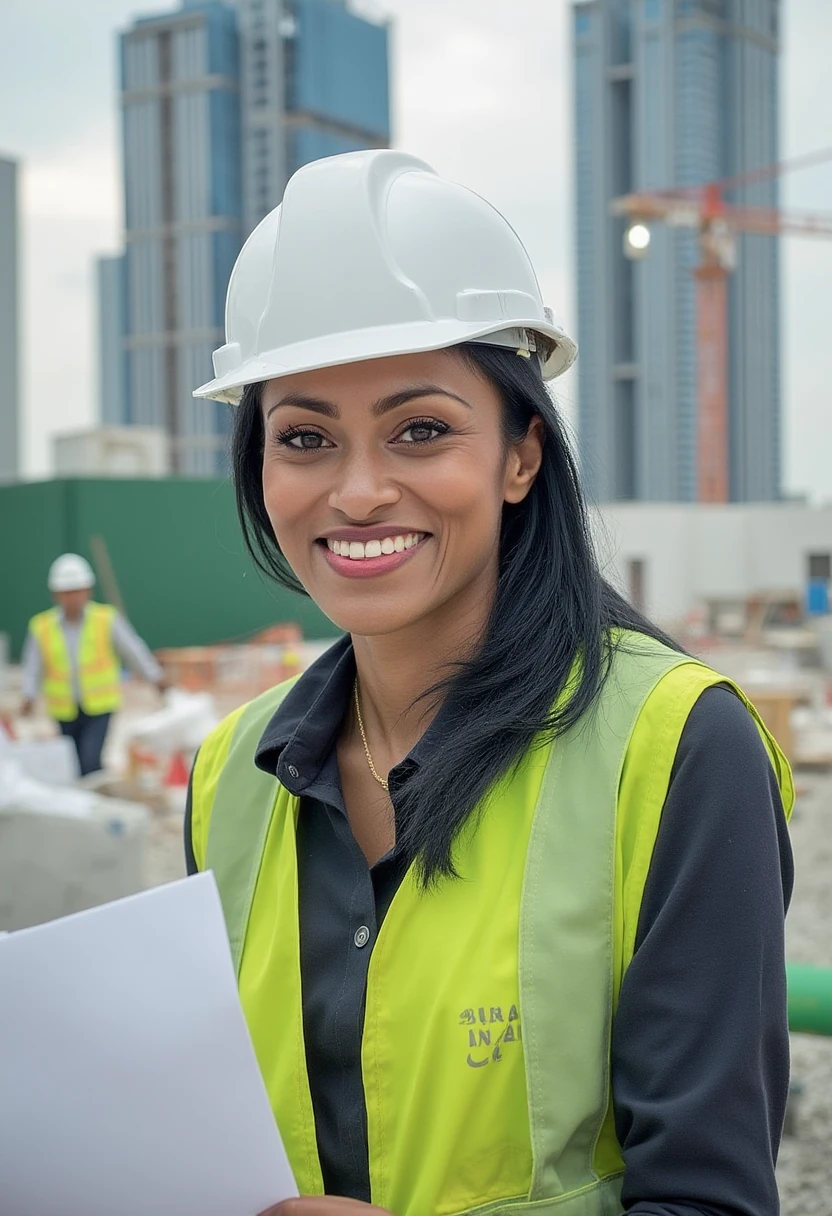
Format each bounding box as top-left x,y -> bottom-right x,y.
318,533 -> 430,579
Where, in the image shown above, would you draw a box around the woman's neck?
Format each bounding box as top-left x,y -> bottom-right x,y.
351,572 -> 495,765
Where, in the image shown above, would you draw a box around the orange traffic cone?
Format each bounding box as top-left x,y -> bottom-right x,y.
164,751 -> 190,788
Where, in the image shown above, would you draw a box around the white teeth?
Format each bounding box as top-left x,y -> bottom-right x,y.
326,533 -> 424,560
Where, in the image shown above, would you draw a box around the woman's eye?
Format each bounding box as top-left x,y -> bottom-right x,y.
397,421 -> 447,444
279,431 -> 330,450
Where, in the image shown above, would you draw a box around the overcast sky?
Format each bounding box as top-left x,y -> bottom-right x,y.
2,0 -> 831,499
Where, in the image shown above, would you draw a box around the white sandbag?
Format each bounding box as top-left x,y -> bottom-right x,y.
0,745 -> 97,819
127,688 -> 219,754
6,737 -> 80,787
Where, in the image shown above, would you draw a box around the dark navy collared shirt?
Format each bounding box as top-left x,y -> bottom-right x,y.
186,635 -> 793,1215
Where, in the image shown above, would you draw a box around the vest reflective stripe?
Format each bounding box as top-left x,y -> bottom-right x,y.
29,604 -> 123,721
194,634 -> 793,1216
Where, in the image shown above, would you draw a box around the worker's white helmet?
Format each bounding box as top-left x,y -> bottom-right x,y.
194,150 -> 577,404
48,554 -> 95,593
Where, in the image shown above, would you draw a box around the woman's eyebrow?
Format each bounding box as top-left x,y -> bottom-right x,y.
372,386 -> 472,416
265,384 -> 472,421
266,394 -> 337,420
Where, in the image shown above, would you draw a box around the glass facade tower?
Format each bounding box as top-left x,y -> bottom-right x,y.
573,0 -> 781,502
107,0 -> 390,475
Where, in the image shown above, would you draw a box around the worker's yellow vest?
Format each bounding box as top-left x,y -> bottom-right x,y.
29,604 -> 123,721
191,633 -> 793,1216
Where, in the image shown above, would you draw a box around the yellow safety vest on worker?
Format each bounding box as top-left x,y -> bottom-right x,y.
191,633 -> 794,1216
28,603 -> 123,721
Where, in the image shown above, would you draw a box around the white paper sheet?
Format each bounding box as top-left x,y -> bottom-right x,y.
0,872 -> 297,1216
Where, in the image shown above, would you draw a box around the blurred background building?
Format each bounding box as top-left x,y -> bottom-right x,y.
573,0 -> 781,504
97,255 -> 130,429
0,155 -> 20,484
98,0 -> 391,476
53,428 -> 170,479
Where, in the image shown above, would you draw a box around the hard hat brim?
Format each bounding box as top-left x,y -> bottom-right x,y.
193,318 -> 577,405
48,579 -> 95,592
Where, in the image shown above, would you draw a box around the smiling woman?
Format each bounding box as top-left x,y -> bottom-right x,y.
187,151 -> 794,1216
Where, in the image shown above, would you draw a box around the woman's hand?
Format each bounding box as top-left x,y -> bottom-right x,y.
260,1199 -> 392,1215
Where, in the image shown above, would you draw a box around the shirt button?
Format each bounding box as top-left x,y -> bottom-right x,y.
354,925 -> 371,949
287,765 -> 299,779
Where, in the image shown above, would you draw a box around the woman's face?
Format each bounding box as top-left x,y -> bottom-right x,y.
260,349 -> 542,638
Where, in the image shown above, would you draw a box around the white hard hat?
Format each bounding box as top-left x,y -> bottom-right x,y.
48,554 -> 95,593
194,150 -> 577,404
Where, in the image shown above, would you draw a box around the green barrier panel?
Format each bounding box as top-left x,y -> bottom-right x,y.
788,963 -> 832,1036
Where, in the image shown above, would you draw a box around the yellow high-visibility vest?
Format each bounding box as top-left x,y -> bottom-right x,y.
29,603 -> 123,721
191,633 -> 793,1216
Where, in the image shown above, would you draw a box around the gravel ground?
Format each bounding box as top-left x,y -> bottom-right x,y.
777,771 -> 832,1215
143,772 -> 832,1214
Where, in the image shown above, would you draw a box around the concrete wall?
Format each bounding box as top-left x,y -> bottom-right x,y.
593,502 -> 832,624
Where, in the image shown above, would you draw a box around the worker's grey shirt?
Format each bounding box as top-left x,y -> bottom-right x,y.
21,605 -> 163,704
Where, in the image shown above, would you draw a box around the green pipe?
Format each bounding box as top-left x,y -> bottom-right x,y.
787,963 -> 832,1036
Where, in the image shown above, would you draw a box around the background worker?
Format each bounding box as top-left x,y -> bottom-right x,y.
19,553 -> 167,776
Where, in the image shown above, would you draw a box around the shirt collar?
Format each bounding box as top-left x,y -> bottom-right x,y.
255,635 -> 447,791
58,604 -> 89,628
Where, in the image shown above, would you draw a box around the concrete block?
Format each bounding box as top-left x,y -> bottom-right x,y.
0,797 -> 148,931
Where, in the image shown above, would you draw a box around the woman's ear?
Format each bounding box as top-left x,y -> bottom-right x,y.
503,415 -> 544,505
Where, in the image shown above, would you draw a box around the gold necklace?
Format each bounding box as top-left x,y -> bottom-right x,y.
353,676 -> 389,792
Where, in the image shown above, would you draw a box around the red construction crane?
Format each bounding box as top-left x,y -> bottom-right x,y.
610,147 -> 832,503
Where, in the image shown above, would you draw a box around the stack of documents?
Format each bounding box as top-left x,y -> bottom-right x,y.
0,873 -> 297,1216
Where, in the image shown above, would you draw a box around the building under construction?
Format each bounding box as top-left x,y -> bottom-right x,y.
573,0 -> 781,504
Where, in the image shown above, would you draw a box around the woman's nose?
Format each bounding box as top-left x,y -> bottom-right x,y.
327,449 -> 401,519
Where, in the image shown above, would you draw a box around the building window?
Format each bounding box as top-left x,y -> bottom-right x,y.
284,32 -> 296,106
807,553 -> 831,616
808,553 -> 832,582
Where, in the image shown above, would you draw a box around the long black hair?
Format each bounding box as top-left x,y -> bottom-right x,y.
231,343 -> 681,883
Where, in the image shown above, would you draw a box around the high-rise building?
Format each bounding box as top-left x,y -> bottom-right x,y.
97,254 -> 130,427
239,0 -> 390,234
0,156 -> 19,484
120,1 -> 243,476
573,0 -> 781,503
106,0 -> 390,476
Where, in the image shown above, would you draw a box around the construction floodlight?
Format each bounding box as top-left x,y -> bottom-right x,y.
624,222 -> 652,259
